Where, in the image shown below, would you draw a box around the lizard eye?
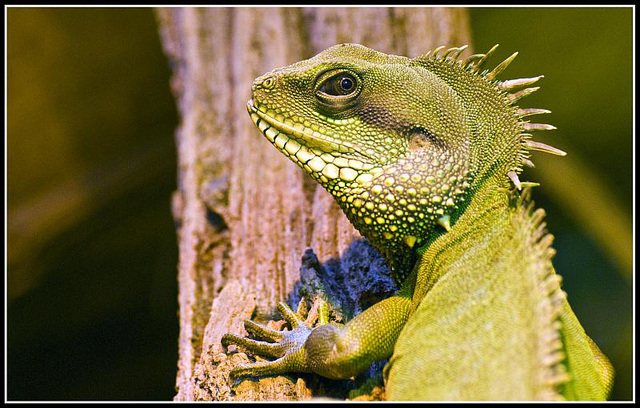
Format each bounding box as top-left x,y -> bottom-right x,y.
318,74 -> 355,95
315,70 -> 361,102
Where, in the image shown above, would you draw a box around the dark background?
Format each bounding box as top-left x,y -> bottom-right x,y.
7,7 -> 633,401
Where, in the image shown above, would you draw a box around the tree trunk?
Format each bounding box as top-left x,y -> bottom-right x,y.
156,7 -> 470,401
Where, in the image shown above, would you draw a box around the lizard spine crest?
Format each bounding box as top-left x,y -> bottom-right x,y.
421,44 -> 565,191
514,189 -> 570,399
438,48 -> 571,397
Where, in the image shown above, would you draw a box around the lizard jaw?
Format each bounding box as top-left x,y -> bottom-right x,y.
247,100 -> 380,185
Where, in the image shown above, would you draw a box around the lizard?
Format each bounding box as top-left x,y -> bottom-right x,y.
221,43 -> 614,401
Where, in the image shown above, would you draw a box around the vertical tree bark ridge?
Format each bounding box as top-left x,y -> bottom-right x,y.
226,9 -> 321,311
156,7 -> 470,401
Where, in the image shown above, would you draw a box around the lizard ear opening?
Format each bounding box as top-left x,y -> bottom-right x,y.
408,127 -> 444,151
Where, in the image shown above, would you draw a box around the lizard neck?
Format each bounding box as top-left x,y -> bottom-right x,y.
411,177 -> 512,299
331,146 -> 473,282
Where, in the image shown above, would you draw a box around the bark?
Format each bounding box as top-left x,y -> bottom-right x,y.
156,7 -> 470,401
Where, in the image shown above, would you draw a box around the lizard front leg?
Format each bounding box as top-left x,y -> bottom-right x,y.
222,288 -> 412,381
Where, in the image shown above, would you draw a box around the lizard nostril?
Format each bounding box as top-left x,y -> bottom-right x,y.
253,75 -> 277,94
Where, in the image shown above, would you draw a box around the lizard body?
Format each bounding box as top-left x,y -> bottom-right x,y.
221,43 -> 614,400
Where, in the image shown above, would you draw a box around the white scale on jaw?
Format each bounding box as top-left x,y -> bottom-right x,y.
248,101 -> 380,184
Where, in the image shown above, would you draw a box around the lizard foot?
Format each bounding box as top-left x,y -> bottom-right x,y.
221,297 -> 332,381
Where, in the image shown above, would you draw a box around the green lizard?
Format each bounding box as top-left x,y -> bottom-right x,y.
221,43 -> 614,400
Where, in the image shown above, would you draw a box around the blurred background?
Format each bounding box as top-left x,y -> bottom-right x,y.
7,7 -> 633,401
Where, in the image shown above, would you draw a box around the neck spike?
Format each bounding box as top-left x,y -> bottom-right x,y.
431,45 -> 446,59
517,108 -> 551,118
498,75 -> 544,90
473,44 -> 500,72
486,51 -> 519,80
508,87 -> 540,103
523,123 -> 557,131
507,170 -> 523,190
524,140 -> 567,156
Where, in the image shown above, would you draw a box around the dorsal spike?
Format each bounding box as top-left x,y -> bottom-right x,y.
498,75 -> 544,90
453,44 -> 468,59
486,51 -> 519,81
517,108 -> 552,118
523,123 -> 557,131
507,170 -> 522,190
474,44 -> 499,70
431,45 -> 446,59
442,45 -> 468,60
463,53 -> 485,68
508,87 -> 540,103
521,158 -> 536,168
441,47 -> 457,59
524,140 -> 567,156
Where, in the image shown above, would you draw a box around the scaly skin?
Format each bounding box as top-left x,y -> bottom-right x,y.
221,44 -> 614,400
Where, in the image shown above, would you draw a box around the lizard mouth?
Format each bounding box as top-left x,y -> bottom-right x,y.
247,99 -> 373,163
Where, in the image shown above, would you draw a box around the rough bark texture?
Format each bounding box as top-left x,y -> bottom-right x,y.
156,7 -> 470,401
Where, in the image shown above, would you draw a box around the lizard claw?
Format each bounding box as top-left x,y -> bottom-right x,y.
221,297 -> 331,380
276,301 -> 305,329
221,332 -> 288,358
242,319 -> 284,342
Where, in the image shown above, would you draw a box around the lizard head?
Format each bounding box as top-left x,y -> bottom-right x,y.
248,43 -> 562,281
